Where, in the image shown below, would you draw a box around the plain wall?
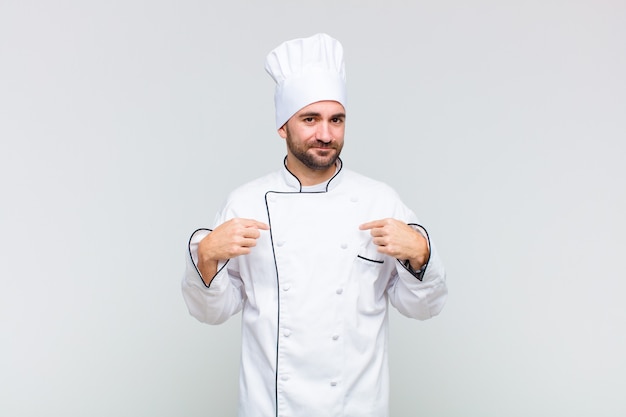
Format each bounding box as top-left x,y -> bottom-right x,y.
1,1 -> 625,416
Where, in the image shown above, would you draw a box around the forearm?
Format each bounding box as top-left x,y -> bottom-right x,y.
181,229 -> 244,324
181,269 -> 243,325
198,258 -> 219,286
390,240 -> 447,320
399,223 -> 431,278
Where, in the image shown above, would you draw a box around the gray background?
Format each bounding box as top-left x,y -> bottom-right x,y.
1,1 -> 625,416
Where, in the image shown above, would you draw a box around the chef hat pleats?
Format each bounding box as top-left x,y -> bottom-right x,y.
265,33 -> 347,129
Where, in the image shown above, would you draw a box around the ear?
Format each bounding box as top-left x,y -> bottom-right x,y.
278,124 -> 287,139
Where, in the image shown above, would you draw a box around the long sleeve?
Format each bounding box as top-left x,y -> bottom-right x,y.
384,195 -> 448,320
388,234 -> 447,320
181,229 -> 245,325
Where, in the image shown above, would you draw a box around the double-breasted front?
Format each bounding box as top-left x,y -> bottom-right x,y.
182,159 -> 447,417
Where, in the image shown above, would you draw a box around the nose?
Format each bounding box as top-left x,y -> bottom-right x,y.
316,121 -> 332,143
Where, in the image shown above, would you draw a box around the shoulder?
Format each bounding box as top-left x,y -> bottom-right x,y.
340,168 -> 401,198
217,165 -> 304,216
224,170 -> 281,204
339,167 -> 417,221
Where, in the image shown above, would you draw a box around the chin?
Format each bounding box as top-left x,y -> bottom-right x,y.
314,157 -> 339,170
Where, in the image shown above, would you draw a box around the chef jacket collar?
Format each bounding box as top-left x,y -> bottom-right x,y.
281,156 -> 343,193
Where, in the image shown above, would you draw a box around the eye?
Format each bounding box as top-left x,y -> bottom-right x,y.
331,117 -> 344,124
303,117 -> 315,123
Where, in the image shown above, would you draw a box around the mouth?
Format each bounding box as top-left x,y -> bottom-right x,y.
314,146 -> 332,150
312,144 -> 335,151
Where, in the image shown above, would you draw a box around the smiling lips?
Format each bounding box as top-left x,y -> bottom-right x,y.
311,144 -> 336,150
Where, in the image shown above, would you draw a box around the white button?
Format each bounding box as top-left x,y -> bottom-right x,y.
332,334 -> 339,340
281,374 -> 290,381
276,240 -> 284,247
330,381 -> 337,386
282,284 -> 291,291
340,243 -> 348,249
350,196 -> 358,202
336,288 -> 343,295
283,329 -> 291,337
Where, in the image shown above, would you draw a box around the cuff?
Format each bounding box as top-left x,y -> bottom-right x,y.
396,223 -> 431,281
188,228 -> 229,289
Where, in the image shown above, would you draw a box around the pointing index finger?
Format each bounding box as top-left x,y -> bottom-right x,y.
242,218 -> 270,230
359,219 -> 385,230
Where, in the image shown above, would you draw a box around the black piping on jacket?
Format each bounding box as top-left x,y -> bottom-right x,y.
188,156 -> 431,416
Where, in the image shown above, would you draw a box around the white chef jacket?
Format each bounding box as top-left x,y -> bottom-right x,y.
182,158 -> 447,417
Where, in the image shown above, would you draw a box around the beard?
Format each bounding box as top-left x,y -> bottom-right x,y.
285,130 -> 343,171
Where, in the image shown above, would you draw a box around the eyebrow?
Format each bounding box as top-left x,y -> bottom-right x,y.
298,112 -> 346,119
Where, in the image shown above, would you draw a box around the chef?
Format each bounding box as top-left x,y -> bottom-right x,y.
182,33 -> 447,417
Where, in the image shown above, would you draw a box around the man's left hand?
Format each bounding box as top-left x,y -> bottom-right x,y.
359,218 -> 429,270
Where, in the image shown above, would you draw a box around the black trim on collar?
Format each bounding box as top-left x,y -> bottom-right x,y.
325,157 -> 343,192
282,156 -> 303,192
281,156 -> 343,193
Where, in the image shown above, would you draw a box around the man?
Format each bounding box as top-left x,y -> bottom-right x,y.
182,33 -> 447,417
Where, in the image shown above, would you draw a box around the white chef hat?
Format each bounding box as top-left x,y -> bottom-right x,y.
265,33 -> 347,129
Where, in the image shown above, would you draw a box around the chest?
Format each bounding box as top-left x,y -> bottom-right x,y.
266,191 -> 367,258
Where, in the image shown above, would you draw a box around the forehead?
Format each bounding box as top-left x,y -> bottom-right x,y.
294,100 -> 346,116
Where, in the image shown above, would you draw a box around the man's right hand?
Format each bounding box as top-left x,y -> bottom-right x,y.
197,218 -> 270,285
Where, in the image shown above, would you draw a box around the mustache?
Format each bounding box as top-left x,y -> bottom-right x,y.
312,140 -> 336,148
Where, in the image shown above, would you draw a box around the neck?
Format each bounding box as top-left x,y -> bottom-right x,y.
285,156 -> 337,186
